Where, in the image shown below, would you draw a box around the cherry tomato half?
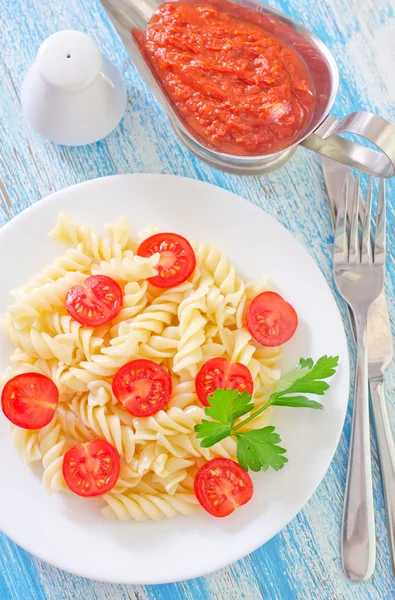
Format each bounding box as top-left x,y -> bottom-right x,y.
137,232 -> 196,288
194,458 -> 254,517
246,291 -> 298,347
1,373 -> 59,430
112,359 -> 172,417
195,357 -> 253,407
62,439 -> 120,497
65,275 -> 123,327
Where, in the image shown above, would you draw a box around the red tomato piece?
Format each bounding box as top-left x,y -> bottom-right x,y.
246,291 -> 298,346
112,359 -> 172,417
137,232 -> 196,288
62,439 -> 120,497
195,357 -> 253,407
65,275 -> 123,327
194,458 -> 253,517
1,373 -> 59,430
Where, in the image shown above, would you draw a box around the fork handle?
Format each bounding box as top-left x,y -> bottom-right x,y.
370,377 -> 395,573
342,316 -> 376,581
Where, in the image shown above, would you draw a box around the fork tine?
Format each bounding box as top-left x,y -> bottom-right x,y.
357,179 -> 366,224
348,173 -> 361,264
334,173 -> 349,265
374,179 -> 386,265
361,176 -> 373,265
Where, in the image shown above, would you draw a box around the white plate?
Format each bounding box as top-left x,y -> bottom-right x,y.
0,174 -> 349,584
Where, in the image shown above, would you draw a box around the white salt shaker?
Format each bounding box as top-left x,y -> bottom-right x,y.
21,30 -> 127,146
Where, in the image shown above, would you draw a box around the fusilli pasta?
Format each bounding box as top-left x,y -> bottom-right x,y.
38,416 -> 67,492
50,214 -> 132,262
102,489 -> 201,520
68,393 -> 136,462
93,252 -> 159,283
0,215 -> 283,521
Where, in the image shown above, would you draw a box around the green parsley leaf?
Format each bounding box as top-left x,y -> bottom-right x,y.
204,388 -> 254,426
236,427 -> 288,472
194,389 -> 254,447
273,355 -> 339,397
299,357 -> 314,369
231,390 -> 256,422
270,396 -> 324,409
195,421 -> 231,447
272,363 -> 312,394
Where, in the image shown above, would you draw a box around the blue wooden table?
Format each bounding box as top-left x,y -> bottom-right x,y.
1,0 -> 394,598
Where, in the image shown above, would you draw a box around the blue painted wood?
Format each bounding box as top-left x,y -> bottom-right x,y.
0,0 -> 394,598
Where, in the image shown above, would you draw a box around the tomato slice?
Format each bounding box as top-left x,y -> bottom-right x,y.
194,458 -> 253,517
1,373 -> 59,430
62,439 -> 120,497
195,357 -> 253,407
112,359 -> 172,417
65,275 -> 123,327
137,232 -> 196,288
246,291 -> 298,346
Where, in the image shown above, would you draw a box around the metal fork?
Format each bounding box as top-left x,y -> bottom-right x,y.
333,174 -> 386,581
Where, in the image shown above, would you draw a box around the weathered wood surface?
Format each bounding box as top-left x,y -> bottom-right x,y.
0,0 -> 394,598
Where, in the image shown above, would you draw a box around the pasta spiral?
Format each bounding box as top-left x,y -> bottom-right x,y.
194,243 -> 246,328
42,313 -> 107,351
50,213 -> 131,262
131,406 -> 207,441
3,321 -> 81,365
38,417 -> 67,492
155,431 -> 237,460
172,278 -> 210,376
109,281 -> 148,336
3,313 -> 105,365
150,457 -> 195,494
68,393 -> 136,462
10,245 -> 92,299
8,424 -> 42,464
93,252 -> 159,283
105,216 -> 136,252
138,326 -> 180,361
102,489 -> 201,520
125,444 -> 195,494
167,378 -> 199,410
6,271 -> 87,329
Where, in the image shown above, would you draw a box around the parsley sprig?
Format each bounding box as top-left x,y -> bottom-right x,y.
195,355 -> 339,472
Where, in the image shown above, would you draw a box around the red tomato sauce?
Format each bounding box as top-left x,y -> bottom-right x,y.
143,2 -> 315,156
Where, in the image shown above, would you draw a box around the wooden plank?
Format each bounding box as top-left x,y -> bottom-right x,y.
0,0 -> 394,598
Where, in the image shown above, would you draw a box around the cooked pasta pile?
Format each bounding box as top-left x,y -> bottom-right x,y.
0,215 -> 282,520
